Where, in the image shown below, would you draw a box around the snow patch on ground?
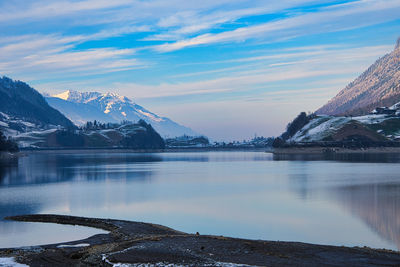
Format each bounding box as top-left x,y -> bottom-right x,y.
102,250 -> 255,267
57,243 -> 90,248
0,112 -> 10,119
289,116 -> 351,142
107,261 -> 254,267
15,128 -> 57,138
352,114 -> 389,124
137,109 -> 163,123
0,257 -> 29,267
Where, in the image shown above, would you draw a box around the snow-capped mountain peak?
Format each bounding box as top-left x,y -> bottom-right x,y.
99,92 -> 132,103
48,90 -> 198,137
53,90 -> 101,104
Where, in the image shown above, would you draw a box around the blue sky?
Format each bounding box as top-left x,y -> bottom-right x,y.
1,0 -> 400,140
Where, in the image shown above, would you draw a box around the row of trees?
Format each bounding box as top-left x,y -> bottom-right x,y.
80,120 -> 141,131
80,120 -> 121,131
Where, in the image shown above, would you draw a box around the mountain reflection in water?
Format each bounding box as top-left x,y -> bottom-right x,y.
331,183 -> 400,249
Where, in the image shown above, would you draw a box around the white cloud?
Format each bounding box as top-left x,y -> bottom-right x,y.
154,0 -> 400,52
1,0 -> 398,82
0,34 -> 141,78
30,43 -> 390,100
113,44 -> 390,99
0,0 -> 133,22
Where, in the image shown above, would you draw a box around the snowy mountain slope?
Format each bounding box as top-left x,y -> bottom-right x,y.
0,111 -> 63,148
0,76 -> 75,130
317,38 -> 400,116
47,90 -> 198,137
289,116 -> 351,142
46,97 -> 116,125
0,76 -> 76,148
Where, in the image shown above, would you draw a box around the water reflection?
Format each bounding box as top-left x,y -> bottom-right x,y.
330,183 -> 400,249
284,157 -> 400,250
0,156 -> 18,185
273,152 -> 400,163
0,151 -> 399,250
0,153 -> 164,186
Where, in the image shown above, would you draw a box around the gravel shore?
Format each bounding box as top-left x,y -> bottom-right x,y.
1,214 -> 400,266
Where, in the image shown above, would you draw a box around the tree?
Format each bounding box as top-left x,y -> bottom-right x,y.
281,112 -> 314,140
121,120 -> 165,149
0,131 -> 18,152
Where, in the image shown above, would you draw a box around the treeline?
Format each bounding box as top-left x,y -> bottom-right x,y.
80,120 -> 121,131
0,131 -> 18,152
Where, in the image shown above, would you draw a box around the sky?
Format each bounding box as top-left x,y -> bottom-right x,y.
0,0 -> 400,140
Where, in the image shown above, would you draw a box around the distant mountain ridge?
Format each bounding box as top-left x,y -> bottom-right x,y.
47,90 -> 198,137
0,76 -> 75,130
317,38 -> 400,116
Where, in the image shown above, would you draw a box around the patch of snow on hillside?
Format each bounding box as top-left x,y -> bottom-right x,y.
14,128 -> 58,148
54,90 -> 101,103
137,110 -> 163,122
0,112 -> 10,119
289,116 -> 350,142
390,101 -> 400,110
20,121 -> 36,127
0,257 -> 29,267
15,128 -> 57,138
352,114 -> 389,124
104,102 -> 114,114
57,243 -> 90,248
53,90 -> 70,100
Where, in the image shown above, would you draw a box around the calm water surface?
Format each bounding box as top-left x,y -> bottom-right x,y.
0,151 -> 399,250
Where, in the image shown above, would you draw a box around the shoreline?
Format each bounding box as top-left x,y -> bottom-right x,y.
20,147 -> 268,154
272,146 -> 400,154
1,214 -> 400,266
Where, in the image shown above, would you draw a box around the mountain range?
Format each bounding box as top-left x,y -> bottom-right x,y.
46,90 -> 198,138
317,38 -> 400,116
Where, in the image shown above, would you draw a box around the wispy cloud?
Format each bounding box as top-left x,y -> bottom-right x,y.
0,34 -> 142,79
33,43 -> 392,99
2,0 -> 398,80
0,0 -> 133,22
165,44 -> 393,82
109,44 -> 391,100
155,0 -> 400,52
145,2 -> 313,41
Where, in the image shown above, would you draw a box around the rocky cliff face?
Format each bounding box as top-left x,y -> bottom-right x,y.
317,38 -> 400,116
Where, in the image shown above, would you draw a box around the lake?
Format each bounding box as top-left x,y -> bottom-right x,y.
0,151 -> 399,250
